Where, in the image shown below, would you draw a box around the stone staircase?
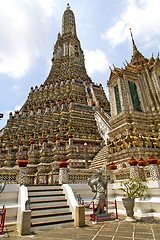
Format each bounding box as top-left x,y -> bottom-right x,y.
89,145 -> 108,170
28,185 -> 74,231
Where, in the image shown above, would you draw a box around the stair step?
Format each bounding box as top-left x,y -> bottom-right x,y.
28,184 -> 61,186
28,192 -> 64,197
31,219 -> 74,231
29,195 -> 65,201
31,213 -> 72,223
31,206 -> 71,215
28,185 -> 62,191
28,188 -> 63,192
31,201 -> 67,208
31,218 -> 74,228
31,205 -> 69,211
31,211 -> 72,219
30,198 -> 67,203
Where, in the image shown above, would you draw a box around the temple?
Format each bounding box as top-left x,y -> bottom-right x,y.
0,5 -> 160,183
90,28 -> 160,177
0,4 -> 110,184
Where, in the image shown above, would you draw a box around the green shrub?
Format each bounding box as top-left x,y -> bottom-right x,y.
119,177 -> 148,200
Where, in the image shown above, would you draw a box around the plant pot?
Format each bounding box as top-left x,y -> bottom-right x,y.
122,198 -> 136,222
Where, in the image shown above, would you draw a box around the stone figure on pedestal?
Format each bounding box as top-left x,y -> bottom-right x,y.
88,171 -> 106,214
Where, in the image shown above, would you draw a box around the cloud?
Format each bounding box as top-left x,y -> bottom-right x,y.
102,0 -> 160,48
0,0 -> 56,78
39,0 -> 57,16
84,49 -> 109,75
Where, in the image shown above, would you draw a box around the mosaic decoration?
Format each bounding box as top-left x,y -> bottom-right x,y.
130,166 -> 140,179
18,167 -> 27,185
59,168 -> 68,184
149,164 -> 160,181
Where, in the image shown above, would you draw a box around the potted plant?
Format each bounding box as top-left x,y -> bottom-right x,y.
119,177 -> 148,221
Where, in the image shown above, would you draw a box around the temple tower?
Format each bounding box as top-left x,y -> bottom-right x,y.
106,29 -> 160,165
0,4 -> 110,183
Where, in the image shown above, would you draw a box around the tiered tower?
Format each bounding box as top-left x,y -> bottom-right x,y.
0,4 -> 110,183
90,29 -> 160,171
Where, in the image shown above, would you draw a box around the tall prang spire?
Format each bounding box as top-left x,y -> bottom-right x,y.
129,28 -> 148,66
45,4 -> 89,84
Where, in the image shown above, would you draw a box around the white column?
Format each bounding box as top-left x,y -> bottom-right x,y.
149,164 -> 160,181
59,168 -> 68,184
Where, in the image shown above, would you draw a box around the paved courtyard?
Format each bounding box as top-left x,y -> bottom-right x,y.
2,218 -> 160,240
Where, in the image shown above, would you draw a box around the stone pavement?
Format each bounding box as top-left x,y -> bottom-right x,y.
2,219 -> 160,240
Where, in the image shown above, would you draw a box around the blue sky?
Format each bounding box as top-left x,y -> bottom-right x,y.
0,0 -> 160,129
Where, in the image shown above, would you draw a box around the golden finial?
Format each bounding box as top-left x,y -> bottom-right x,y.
67,3 -> 70,10
129,27 -> 135,45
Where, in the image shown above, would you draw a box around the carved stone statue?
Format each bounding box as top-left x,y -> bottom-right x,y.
144,133 -> 152,148
88,171 -> 106,214
132,129 -> 143,148
0,179 -> 6,194
121,134 -> 132,149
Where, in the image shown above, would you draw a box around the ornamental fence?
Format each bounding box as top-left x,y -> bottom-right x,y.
0,168 -> 19,184
83,200 -> 118,223
68,169 -> 97,184
0,164 -> 159,185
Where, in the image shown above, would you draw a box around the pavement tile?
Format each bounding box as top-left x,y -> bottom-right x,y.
155,237 -> 160,240
134,232 -> 154,239
34,231 -> 96,239
115,231 -> 133,237
75,236 -> 97,240
134,238 -> 154,240
151,224 -> 160,229
135,229 -> 152,233
103,223 -> 118,227
153,230 -> 160,233
114,238 -> 133,240
103,225 -> 118,229
134,239 -> 152,240
94,236 -> 113,240
34,233 -> 76,239
119,222 -> 134,226
99,230 -> 115,236
118,226 -> 134,231
154,233 -> 160,238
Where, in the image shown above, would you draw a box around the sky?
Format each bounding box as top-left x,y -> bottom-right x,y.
0,0 -> 160,129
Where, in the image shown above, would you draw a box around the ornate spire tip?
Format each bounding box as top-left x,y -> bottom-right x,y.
129,28 -> 134,44
67,3 -> 70,10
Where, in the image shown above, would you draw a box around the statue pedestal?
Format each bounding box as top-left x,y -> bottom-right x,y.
90,212 -> 111,222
